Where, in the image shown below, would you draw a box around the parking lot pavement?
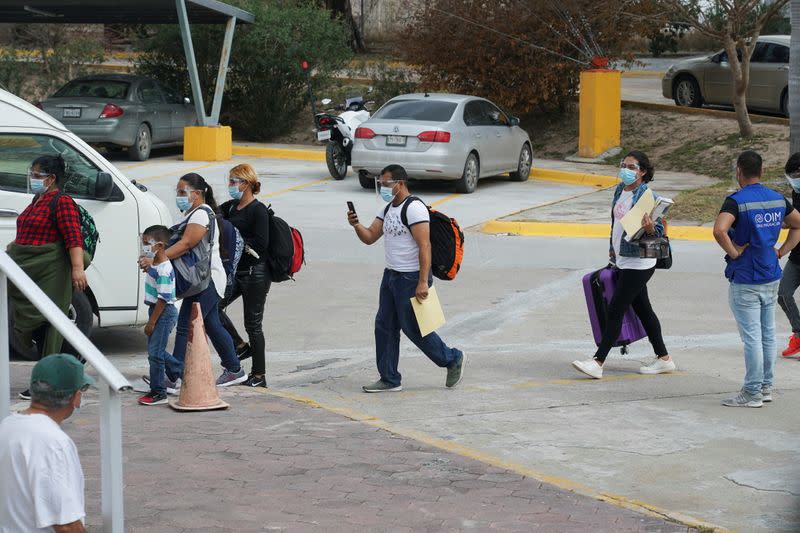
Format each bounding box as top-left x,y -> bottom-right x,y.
6,366 -> 697,533
10,149 -> 800,531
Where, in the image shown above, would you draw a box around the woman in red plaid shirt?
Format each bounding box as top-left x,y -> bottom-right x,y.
7,155 -> 87,363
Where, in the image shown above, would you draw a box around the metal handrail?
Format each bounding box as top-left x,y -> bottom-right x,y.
0,251 -> 130,532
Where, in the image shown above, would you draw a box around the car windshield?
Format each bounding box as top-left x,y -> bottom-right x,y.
373,100 -> 458,121
54,80 -> 130,100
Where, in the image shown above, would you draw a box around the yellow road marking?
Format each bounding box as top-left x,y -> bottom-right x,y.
259,177 -> 331,199
253,387 -> 733,533
430,193 -> 459,208
513,371 -> 688,389
133,161 -> 226,184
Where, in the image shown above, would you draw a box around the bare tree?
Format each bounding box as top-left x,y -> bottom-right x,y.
791,0 -> 800,153
661,0 -> 789,137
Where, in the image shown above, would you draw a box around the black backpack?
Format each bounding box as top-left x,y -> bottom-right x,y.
383,196 -> 464,281
265,205 -> 305,282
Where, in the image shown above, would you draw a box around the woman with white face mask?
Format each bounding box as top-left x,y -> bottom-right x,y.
138,172 -> 246,388
7,155 -> 87,375
777,153 -> 800,358
218,163 -> 271,388
572,150 -> 674,379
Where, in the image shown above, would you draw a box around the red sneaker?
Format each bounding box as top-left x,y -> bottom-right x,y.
781,335 -> 800,357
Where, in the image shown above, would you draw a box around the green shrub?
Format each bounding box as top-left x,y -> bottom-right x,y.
136,0 -> 353,141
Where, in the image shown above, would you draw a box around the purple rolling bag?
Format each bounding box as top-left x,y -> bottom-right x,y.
582,266 -> 647,354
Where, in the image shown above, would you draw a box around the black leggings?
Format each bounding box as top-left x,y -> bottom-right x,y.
219,263 -> 271,375
594,267 -> 668,362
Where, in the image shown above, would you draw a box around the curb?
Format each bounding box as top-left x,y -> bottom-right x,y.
232,145 -> 325,161
531,168 -> 618,188
481,220 -> 790,242
622,100 -> 789,126
621,71 -> 665,78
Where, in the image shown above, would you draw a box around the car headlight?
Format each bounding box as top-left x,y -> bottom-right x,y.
664,65 -> 676,78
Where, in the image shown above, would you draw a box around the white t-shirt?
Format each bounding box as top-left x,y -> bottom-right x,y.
181,205 -> 226,297
612,190 -> 657,270
0,413 -> 85,531
377,198 -> 430,272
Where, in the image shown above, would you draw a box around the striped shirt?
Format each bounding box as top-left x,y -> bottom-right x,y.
144,261 -> 176,306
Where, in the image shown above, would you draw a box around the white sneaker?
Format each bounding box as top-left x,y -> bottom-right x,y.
639,357 -> 676,375
572,359 -> 603,379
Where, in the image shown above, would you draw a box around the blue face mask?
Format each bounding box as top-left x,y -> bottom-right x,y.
619,168 -> 639,186
229,186 -> 243,200
175,196 -> 191,212
29,178 -> 46,194
380,186 -> 395,202
787,175 -> 800,193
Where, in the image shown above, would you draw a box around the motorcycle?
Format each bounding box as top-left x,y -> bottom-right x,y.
314,95 -> 371,180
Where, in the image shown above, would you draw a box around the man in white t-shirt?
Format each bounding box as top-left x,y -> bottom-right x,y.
347,164 -> 465,392
0,353 -> 93,532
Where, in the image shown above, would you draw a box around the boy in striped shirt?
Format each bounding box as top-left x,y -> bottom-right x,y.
138,225 -> 179,406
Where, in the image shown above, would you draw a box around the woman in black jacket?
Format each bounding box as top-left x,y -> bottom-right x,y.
219,163 -> 271,387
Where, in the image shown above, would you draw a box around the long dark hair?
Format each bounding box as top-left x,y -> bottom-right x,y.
625,150 -> 654,183
32,155 -> 67,188
178,172 -> 227,254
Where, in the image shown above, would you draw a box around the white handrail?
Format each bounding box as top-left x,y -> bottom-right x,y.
0,250 -> 129,533
0,252 -> 130,391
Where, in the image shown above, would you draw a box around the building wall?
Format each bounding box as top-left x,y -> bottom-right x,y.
350,0 -> 424,42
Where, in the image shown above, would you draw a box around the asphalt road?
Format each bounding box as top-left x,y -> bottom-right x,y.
11,150 -> 800,532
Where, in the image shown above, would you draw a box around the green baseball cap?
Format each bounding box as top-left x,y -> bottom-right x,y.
30,354 -> 95,396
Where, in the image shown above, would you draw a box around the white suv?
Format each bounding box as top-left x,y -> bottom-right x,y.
0,88 -> 172,354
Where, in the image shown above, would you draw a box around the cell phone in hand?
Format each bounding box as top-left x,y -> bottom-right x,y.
347,201 -> 356,215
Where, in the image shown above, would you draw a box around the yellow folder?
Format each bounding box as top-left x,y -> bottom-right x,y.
620,189 -> 655,238
410,286 -> 446,337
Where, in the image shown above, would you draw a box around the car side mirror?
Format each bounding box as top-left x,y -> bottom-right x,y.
94,172 -> 114,201
509,116 -> 520,127
183,97 -> 191,105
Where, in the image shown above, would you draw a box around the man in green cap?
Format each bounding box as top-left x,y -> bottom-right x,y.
0,353 -> 94,532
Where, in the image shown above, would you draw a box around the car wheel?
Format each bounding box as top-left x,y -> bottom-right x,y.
128,124 -> 152,161
781,90 -> 789,117
456,153 -> 479,194
509,143 -> 532,182
358,170 -> 374,190
674,76 -> 702,108
326,142 -> 348,180
60,291 -> 93,358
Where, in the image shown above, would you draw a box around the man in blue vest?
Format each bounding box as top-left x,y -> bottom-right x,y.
713,150 -> 800,407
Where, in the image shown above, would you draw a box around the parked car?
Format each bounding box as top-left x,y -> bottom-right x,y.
0,87 -> 172,355
351,93 -> 532,194
662,35 -> 790,116
41,74 -> 197,161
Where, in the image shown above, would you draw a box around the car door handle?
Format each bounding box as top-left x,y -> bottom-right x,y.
0,208 -> 19,217
474,132 -> 481,138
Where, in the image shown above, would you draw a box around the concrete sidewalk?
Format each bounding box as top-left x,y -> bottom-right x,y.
8,367 -> 695,532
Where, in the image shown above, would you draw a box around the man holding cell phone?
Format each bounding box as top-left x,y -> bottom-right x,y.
347,164 -> 465,393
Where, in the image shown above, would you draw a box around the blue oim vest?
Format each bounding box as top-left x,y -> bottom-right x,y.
725,183 -> 785,284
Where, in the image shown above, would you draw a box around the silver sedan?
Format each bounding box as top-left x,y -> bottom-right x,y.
41,74 -> 197,161
351,93 -> 532,193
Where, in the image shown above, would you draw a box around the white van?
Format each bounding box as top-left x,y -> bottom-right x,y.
0,88 -> 172,347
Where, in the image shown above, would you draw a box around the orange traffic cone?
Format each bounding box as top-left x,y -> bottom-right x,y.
170,302 -> 229,411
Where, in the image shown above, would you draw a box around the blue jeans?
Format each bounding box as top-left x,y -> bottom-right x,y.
375,269 -> 462,386
146,303 -> 179,395
729,281 -> 779,395
171,281 -> 240,380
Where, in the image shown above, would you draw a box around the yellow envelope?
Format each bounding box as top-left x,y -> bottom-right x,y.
410,286 -> 446,337
620,189 -> 655,238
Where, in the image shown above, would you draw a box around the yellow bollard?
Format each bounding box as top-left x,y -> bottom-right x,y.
183,125 -> 233,161
578,68 -> 621,159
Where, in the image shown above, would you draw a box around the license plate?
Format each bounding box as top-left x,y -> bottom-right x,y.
386,135 -> 406,146
62,108 -> 81,118
317,129 -> 331,141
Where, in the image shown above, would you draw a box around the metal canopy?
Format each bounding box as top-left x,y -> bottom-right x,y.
0,0 -> 254,24
0,0 -> 254,126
